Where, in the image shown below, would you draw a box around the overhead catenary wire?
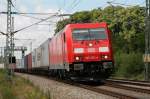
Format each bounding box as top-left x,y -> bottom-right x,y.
68,0 -> 77,9
0,14 -> 69,35
0,31 -> 7,35
13,12 -> 59,15
0,0 -> 71,35
0,13 -> 70,35
11,13 -> 71,35
108,0 -> 145,7
107,1 -> 132,6
16,14 -> 57,23
0,11 -> 61,21
12,15 -> 57,34
65,0 -> 81,13
70,0 -> 81,11
8,0 -> 58,15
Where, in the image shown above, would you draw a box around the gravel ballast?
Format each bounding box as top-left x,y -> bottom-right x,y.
16,73 -> 116,99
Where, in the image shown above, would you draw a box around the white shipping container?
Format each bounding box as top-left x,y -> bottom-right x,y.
16,59 -> 21,69
41,39 -> 50,67
16,59 -> 24,69
0,64 -> 4,69
36,47 -> 42,67
32,49 -> 36,68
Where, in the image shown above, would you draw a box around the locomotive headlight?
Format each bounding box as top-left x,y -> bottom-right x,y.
89,43 -> 93,47
99,47 -> 109,52
101,55 -> 108,59
75,57 -> 80,61
104,55 -> 108,59
74,48 -> 84,53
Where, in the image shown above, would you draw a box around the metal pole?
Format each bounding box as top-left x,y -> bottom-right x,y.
10,17 -> 15,75
5,0 -> 12,80
148,0 -> 150,81
145,0 -> 150,81
11,17 -> 15,56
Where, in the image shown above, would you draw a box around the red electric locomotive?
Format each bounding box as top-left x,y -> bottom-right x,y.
49,22 -> 114,81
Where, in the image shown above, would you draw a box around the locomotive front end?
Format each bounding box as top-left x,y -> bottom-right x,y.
69,23 -> 114,81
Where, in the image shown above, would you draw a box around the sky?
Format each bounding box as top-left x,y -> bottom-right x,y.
0,0 -> 146,58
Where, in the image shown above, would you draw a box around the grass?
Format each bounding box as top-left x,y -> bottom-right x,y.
0,69 -> 51,99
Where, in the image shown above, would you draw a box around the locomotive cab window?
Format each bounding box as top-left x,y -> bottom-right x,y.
72,28 -> 107,40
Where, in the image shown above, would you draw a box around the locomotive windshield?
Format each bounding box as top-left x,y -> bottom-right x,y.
72,28 -> 107,40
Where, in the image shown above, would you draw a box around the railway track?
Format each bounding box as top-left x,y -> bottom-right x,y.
22,74 -> 138,98
104,82 -> 150,94
99,79 -> 150,99
16,73 -> 150,99
55,77 -> 150,99
82,81 -> 150,99
70,83 -> 136,99
42,77 -> 150,99
47,77 -> 135,99
106,79 -> 150,87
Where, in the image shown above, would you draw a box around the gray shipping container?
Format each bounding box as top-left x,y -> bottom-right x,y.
41,39 -> 50,67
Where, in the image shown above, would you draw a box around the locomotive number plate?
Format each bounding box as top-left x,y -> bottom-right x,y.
74,64 -> 84,70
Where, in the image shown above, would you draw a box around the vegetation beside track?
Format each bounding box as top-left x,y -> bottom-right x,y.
0,69 -> 50,99
113,52 -> 144,80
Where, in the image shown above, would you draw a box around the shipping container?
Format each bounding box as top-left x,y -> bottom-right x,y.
27,53 -> 32,69
24,55 -> 28,69
32,49 -> 36,68
16,59 -> 21,69
49,32 -> 65,69
0,64 -> 4,69
41,38 -> 50,68
16,59 -> 24,69
21,59 -> 24,69
35,47 -> 42,68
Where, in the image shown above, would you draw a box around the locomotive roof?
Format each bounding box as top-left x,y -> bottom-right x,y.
66,22 -> 108,28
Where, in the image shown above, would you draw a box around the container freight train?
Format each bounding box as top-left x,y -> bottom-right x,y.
15,22 -> 114,81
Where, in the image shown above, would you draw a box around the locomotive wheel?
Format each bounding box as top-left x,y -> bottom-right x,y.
58,70 -> 62,79
62,70 -> 67,80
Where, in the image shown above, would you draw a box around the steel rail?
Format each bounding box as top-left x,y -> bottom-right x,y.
73,84 -> 136,99
107,79 -> 150,87
105,81 -> 150,94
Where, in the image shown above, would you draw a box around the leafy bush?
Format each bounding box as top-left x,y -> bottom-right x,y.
114,52 -> 144,80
